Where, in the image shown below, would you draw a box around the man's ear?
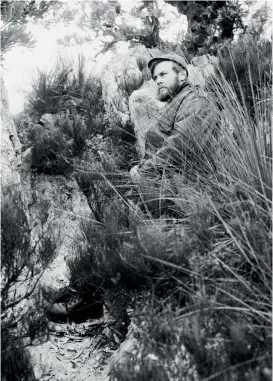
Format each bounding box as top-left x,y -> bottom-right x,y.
178,70 -> 187,84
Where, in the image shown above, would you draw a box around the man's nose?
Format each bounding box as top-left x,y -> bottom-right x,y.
156,77 -> 162,86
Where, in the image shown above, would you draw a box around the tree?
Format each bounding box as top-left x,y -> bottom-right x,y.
1,1 -> 61,57
55,1 -> 163,55
165,0 -> 248,57
246,2 -> 272,38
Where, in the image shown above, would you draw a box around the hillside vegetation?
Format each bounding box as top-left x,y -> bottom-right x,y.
3,34 -> 272,381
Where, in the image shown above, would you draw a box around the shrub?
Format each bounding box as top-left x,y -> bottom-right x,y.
21,54 -> 136,175
29,113 -> 88,175
67,171 -> 194,318
110,294 -> 271,381
1,188 -> 57,380
1,335 -> 36,381
24,55 -> 103,174
26,54 -> 106,135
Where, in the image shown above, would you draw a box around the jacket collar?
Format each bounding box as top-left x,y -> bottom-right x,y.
166,81 -> 192,103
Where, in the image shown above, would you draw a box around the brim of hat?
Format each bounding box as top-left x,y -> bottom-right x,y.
148,57 -> 188,74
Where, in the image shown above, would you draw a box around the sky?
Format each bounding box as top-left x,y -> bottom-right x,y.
1,0 -> 271,115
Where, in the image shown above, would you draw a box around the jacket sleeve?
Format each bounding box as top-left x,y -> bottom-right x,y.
153,94 -> 212,167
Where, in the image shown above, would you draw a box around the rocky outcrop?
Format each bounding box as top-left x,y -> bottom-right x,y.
101,46 -> 219,157
1,78 -> 22,190
20,170 -> 92,288
101,45 -> 152,130
129,79 -> 165,157
189,54 -> 220,88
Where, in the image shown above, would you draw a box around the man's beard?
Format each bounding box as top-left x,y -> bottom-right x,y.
157,83 -> 180,102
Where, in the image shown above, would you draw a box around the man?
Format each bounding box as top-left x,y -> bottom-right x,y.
130,52 -> 215,181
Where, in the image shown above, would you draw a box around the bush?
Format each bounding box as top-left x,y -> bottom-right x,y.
1,188 -> 57,380
21,53 -> 138,175
110,295 -> 271,381
29,113 -> 89,175
26,55 -> 105,133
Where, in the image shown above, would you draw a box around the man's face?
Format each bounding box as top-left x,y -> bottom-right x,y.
152,61 -> 182,102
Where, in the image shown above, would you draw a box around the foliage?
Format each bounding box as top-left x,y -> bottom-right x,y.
245,3 -> 272,38
1,1 -> 61,57
110,301 -> 198,381
29,113 -> 86,175
27,63 -> 73,117
21,55 -> 108,174
56,1 -> 163,53
1,188 -> 57,380
21,52 -> 139,175
1,23 -> 36,56
1,335 -> 36,381
26,54 -> 104,122
110,296 -> 271,381
166,0 -> 248,58
1,1 -> 58,24
70,150 -> 191,301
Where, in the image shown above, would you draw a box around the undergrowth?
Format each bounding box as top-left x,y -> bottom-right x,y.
67,36 -> 272,380
19,53 -> 138,175
1,188 -> 57,380
11,34 -> 271,380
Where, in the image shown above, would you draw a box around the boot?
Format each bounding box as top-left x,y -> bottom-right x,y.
46,295 -> 104,323
41,285 -> 77,304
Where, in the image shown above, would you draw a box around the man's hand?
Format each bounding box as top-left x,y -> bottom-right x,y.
130,159 -> 154,182
130,165 -> 141,182
140,158 -> 154,171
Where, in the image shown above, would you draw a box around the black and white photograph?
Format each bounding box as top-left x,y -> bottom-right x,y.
1,1 -> 272,380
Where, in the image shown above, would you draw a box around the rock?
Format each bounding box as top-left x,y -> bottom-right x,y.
0,78 -> 22,190
21,147 -> 32,169
101,45 -> 151,130
20,173 -> 92,289
190,54 -> 219,86
100,328 -> 138,381
129,79 -> 165,157
40,113 -> 56,130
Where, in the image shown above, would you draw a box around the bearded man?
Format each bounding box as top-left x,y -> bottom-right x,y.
130,53 -> 215,181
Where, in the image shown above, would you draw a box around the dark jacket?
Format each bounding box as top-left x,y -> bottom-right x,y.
144,82 -> 216,174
